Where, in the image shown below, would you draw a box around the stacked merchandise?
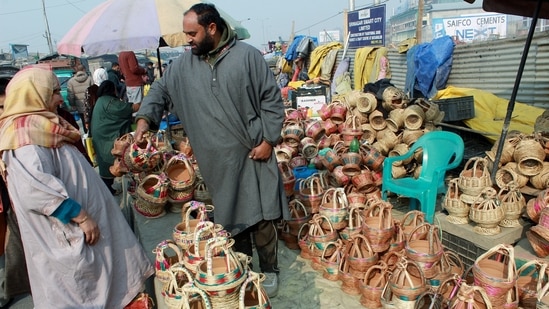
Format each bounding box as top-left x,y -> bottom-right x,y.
155,201 -> 272,309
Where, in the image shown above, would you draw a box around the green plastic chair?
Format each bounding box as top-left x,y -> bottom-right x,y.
381,131 -> 465,223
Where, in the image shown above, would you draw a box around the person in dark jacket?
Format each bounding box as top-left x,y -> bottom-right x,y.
118,51 -> 146,108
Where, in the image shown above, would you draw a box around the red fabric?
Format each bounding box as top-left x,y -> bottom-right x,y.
119,51 -> 147,87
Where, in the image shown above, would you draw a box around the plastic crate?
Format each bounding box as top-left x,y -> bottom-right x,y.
441,230 -> 486,269
432,96 -> 475,122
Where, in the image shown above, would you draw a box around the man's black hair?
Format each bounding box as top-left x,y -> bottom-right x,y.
0,77 -> 11,96
186,3 -> 226,33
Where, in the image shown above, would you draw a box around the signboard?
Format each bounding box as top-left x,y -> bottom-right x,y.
347,4 -> 386,48
432,14 -> 507,42
318,30 -> 342,44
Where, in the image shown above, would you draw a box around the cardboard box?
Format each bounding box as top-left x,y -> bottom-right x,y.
291,86 -> 328,118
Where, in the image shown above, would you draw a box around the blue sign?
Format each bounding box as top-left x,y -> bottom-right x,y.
347,5 -> 386,48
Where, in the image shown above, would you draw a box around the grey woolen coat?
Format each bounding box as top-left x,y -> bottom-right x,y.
137,38 -> 289,236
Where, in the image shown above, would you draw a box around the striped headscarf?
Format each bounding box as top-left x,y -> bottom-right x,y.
0,66 -> 81,152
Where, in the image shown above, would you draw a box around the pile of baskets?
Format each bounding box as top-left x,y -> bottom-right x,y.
155,200 -> 272,309
109,130 -> 202,218
443,156 -> 527,234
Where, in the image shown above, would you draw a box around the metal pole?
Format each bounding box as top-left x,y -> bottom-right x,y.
416,0 -> 424,43
490,0 -> 542,183
41,0 -> 54,54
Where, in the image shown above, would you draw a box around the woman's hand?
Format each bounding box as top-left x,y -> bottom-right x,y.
248,140 -> 272,161
79,217 -> 100,245
73,211 -> 100,245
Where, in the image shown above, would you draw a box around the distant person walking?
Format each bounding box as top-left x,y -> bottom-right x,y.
145,61 -> 155,85
107,62 -> 125,100
67,64 -> 93,132
119,51 -> 146,109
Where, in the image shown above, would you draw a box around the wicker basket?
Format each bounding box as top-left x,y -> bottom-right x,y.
111,132 -> 134,157
319,187 -> 349,230
531,162 -> 549,190
403,105 -> 425,130
298,175 -> 325,214
526,188 -> 549,223
359,261 -> 388,309
165,154 -> 196,201
458,157 -> 492,197
286,199 -> 311,236
194,239 -> 246,308
389,258 -> 427,302
469,187 -> 504,235
472,243 -> 517,307
346,234 -> 378,273
451,282 -> 493,309
320,239 -> 345,281
497,183 -> 526,228
515,259 -> 548,308
124,136 -> 162,173
134,173 -> 169,218
238,271 -> 271,309
338,248 -> 362,296
307,214 -> 339,257
526,230 -> 549,258
495,162 -> 529,189
405,223 -> 444,279
339,204 -> 364,241
172,202 -> 215,250
362,200 -> 395,253
153,239 -> 183,285
443,178 -> 470,225
282,120 -> 305,148
513,135 -> 545,176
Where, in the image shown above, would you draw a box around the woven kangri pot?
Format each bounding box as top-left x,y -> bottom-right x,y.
172,202 -> 215,250
537,275 -> 549,309
497,183 -> 526,228
513,135 -> 545,176
135,173 -> 169,218
403,104 -> 425,130
515,259 -> 548,308
389,258 -> 427,302
526,188 -> 549,223
124,136 -> 162,173
286,199 -> 311,236
351,90 -> 377,114
153,239 -> 183,284
531,161 -> 549,190
297,222 -> 312,259
298,175 -> 325,214
399,210 -> 426,240
338,247 -> 362,296
319,187 -> 349,230
239,271 -> 271,309
339,205 -> 364,241
451,282 -> 493,309
307,214 -> 339,257
362,200 -> 395,253
359,261 -> 388,309
458,157 -> 492,197
443,178 -> 471,225
405,223 -> 444,279
165,154 -> 196,201
282,120 -> 304,148
469,187 -> 505,235
194,239 -> 247,308
360,144 -> 386,172
346,233 -> 378,274
472,243 -> 517,307
495,162 -> 529,189
369,109 -> 387,131
111,132 -> 134,157
329,100 -> 348,125
320,239 -> 346,281
182,223 -> 226,274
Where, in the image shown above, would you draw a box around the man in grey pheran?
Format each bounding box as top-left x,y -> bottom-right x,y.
133,3 -> 289,298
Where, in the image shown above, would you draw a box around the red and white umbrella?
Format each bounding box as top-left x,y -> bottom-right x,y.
57,0 -> 250,57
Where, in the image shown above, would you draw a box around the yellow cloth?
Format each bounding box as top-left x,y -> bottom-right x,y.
0,66 -> 81,152
434,85 -> 545,143
353,47 -> 390,91
308,42 -> 343,79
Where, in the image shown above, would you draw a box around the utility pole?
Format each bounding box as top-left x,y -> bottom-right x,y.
41,0 -> 54,54
416,0 -> 425,43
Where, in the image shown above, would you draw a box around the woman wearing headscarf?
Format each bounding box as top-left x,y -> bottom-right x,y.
84,67 -> 109,136
0,66 -> 153,308
90,80 -> 133,194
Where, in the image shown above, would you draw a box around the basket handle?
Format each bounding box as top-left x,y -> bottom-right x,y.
181,282 -> 212,309
239,271 -> 267,309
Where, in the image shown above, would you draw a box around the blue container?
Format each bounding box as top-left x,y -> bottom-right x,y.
292,166 -> 318,190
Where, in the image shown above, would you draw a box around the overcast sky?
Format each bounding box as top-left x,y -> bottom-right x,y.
0,0 -> 400,55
